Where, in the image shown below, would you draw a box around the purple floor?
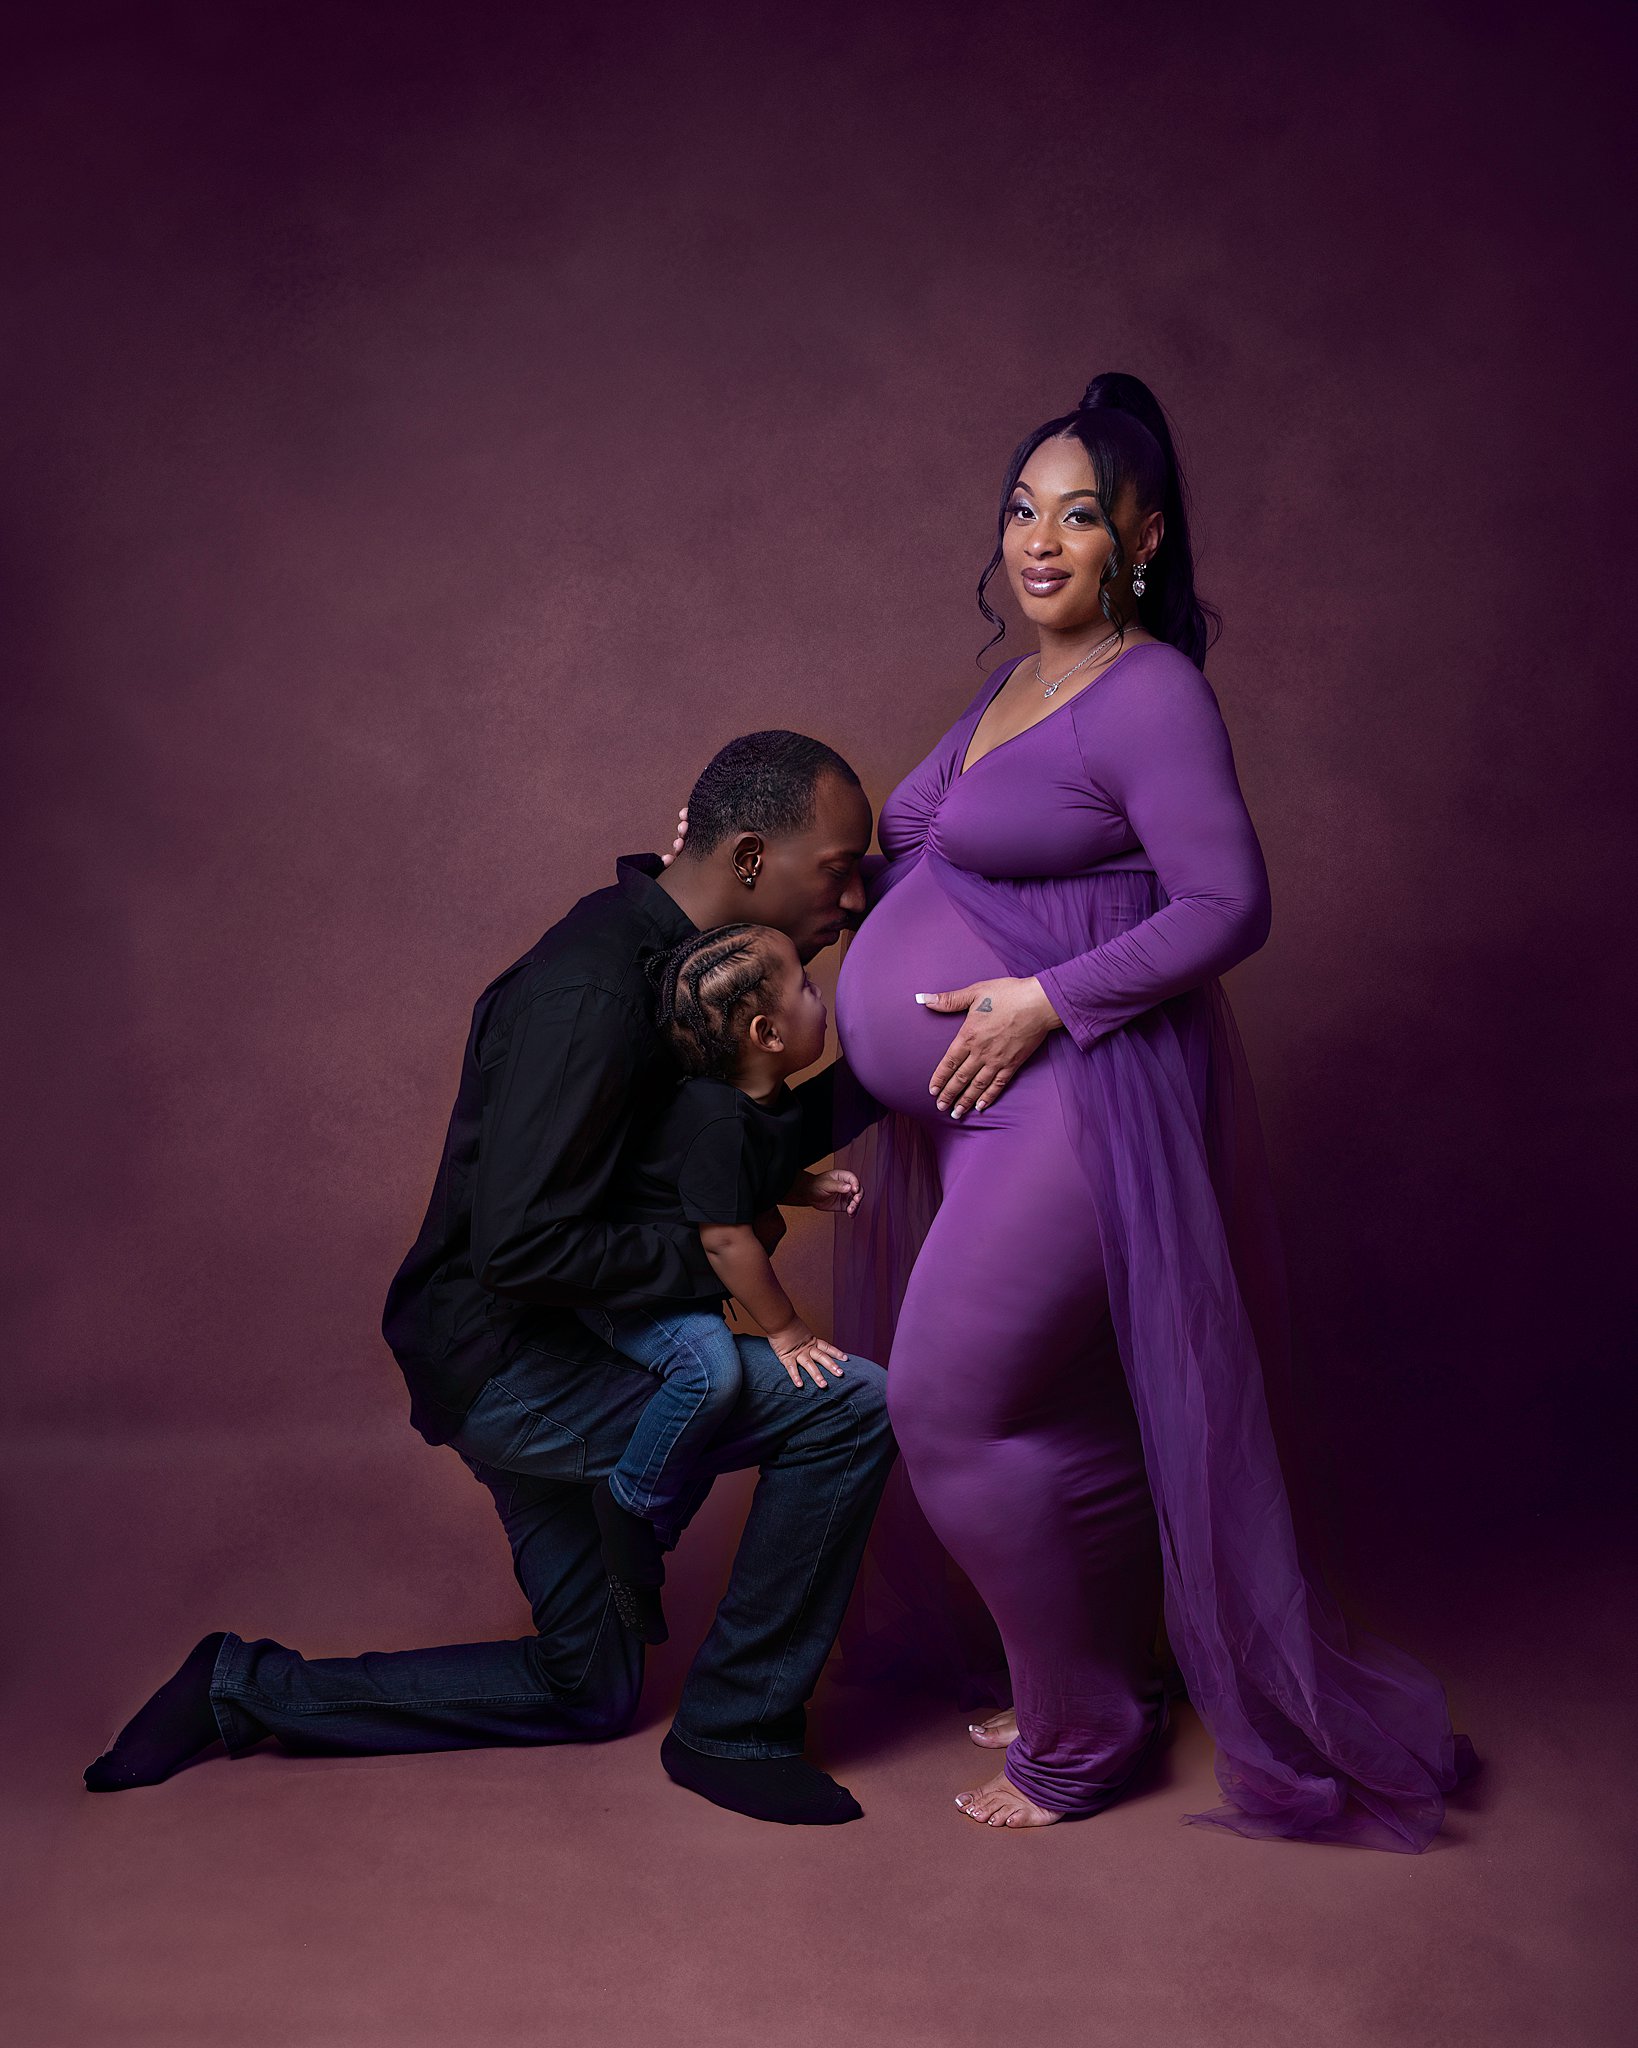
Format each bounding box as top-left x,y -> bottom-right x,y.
4,1433 -> 1632,2048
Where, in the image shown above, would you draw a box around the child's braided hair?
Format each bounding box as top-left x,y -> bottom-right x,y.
646,924 -> 783,1082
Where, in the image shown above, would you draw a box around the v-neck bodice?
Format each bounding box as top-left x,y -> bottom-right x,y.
958,643 -> 1143,780
883,641 -> 1173,880
836,633 -> 1269,1064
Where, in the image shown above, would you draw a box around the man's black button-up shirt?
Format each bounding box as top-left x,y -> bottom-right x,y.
382,853 -> 853,1443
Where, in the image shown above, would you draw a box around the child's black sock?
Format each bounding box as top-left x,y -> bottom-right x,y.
592,1478 -> 668,1644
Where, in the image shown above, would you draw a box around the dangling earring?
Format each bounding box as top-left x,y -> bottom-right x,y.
1131,558 -> 1148,598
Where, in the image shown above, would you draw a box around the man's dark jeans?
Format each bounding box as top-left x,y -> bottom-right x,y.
209,1321 -> 895,1762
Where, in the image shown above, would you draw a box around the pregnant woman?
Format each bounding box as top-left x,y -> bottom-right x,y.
821,373 -> 1474,1844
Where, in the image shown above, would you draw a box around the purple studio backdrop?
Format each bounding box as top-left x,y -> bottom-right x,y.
2,3 -> 1635,2043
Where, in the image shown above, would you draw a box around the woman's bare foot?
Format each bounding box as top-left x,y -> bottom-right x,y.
954,1771 -> 1062,1827
966,1707 -> 1019,1749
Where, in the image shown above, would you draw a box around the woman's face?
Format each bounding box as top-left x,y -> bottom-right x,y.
1001,434 -> 1150,635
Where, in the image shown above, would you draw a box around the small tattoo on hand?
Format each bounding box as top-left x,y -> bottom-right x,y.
977,997 -> 994,1012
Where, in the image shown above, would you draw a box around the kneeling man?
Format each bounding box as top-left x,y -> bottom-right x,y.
85,732 -> 893,1825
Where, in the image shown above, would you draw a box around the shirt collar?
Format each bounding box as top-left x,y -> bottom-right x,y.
615,852 -> 700,950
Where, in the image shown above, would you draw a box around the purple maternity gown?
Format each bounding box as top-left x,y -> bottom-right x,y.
831,641 -> 1474,1849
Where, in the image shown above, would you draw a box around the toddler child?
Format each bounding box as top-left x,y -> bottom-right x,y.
575,921 -> 862,1643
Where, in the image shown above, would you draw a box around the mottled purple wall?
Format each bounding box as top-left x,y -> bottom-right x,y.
5,0 -> 1634,1603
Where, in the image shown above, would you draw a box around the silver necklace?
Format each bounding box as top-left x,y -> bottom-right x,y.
1037,627 -> 1123,698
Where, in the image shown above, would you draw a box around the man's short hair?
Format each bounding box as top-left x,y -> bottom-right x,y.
681,731 -> 861,859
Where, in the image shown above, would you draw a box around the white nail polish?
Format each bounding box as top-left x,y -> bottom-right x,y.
915,994 -> 928,1004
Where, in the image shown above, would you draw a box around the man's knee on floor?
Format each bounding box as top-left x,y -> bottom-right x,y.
521,1626 -> 642,1739
571,1673 -> 642,1740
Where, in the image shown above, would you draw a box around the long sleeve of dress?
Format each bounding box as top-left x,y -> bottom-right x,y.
1037,663 -> 1272,1051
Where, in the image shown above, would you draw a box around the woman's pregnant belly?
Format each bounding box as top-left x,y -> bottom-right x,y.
835,854 -> 1016,1123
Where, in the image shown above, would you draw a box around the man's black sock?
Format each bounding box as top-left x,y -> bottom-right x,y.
660,1729 -> 863,1825
592,1478 -> 669,1644
83,1633 -> 227,1792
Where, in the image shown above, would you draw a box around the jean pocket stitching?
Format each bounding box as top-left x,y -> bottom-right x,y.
484,1380 -> 588,1478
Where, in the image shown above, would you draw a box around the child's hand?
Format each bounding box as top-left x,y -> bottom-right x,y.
794,1169 -> 863,1215
766,1317 -> 849,1390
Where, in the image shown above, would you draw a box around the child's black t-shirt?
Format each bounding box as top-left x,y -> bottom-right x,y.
606,1076 -> 807,1234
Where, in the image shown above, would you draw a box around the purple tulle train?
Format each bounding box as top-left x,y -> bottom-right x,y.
831,843 -> 1477,1851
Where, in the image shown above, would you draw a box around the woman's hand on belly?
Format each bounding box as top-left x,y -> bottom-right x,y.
917,976 -> 1063,1118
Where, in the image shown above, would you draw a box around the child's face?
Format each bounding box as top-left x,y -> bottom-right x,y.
754,932 -> 829,1074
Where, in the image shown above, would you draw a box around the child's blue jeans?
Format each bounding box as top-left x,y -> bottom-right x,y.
573,1302 -> 744,1528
